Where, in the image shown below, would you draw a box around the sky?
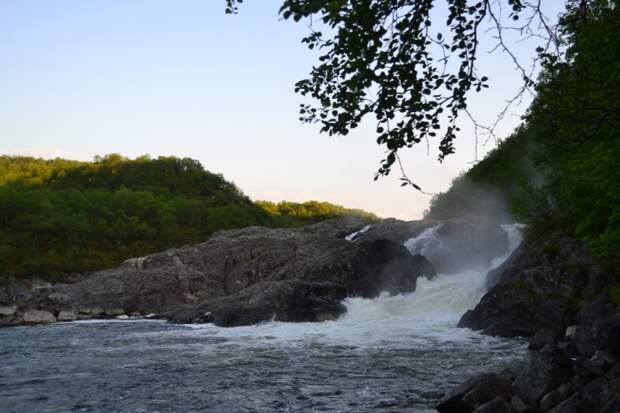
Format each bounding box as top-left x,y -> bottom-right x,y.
0,0 -> 563,219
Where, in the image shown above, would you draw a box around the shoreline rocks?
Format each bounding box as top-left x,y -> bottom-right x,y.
22,309 -> 56,324
448,230 -> 620,413
458,233 -> 608,338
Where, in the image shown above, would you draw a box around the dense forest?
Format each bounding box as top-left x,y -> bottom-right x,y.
0,155 -> 375,279
426,2 -> 619,273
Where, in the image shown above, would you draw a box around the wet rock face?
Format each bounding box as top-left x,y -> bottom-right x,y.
512,344 -> 573,407
458,234 -> 607,338
163,239 -> 435,327
165,280 -> 348,327
20,217 -> 435,327
548,362 -> 620,413
436,373 -> 513,413
347,239 -> 436,298
573,295 -> 620,358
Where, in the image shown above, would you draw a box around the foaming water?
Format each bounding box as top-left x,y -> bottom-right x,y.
0,224 -> 526,413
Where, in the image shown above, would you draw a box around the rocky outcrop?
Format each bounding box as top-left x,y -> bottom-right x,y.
512,344 -> 573,407
11,218 -> 436,327
436,373 -> 513,413
352,215 -> 510,274
164,280 -> 347,326
163,238 -> 435,327
548,361 -> 620,413
572,295 -> 620,358
450,229 -> 620,413
349,218 -> 435,244
458,234 -> 608,338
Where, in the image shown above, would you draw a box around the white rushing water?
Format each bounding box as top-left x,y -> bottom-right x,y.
345,224 -> 373,241
182,223 -> 523,349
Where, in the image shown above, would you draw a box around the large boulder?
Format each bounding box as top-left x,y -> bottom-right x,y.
549,362 -> 620,413
512,344 -> 572,407
24,218 -> 435,326
436,373 -> 513,413
459,234 -> 607,338
472,397 -> 515,413
164,280 -> 347,326
572,295 -> 620,358
22,309 -> 56,324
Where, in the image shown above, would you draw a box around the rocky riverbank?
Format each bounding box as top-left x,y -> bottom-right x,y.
0,215 -> 507,327
439,232 -> 620,413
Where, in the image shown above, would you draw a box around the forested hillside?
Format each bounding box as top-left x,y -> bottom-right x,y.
0,155 -> 375,279
426,3 -> 620,271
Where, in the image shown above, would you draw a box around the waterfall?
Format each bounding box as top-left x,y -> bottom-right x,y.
186,224 -> 523,348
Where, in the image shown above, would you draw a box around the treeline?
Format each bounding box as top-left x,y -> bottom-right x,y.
426,2 -> 619,270
0,155 -> 375,279
257,200 -> 377,226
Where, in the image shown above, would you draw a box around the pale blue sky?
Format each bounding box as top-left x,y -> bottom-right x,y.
1,0 -> 562,219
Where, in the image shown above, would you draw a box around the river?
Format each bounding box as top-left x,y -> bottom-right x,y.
0,225 -> 526,413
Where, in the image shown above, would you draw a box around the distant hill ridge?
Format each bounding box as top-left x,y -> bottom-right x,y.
0,154 -> 376,279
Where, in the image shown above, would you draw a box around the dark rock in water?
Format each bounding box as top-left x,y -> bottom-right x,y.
472,397 -> 515,413
459,234 -> 607,338
512,344 -> 572,407
436,373 -> 512,413
347,239 -> 436,297
548,362 -> 620,413
573,295 -> 620,358
164,280 -> 347,326
22,217 -> 435,326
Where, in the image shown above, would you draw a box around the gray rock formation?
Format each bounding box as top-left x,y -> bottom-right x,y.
458,234 -> 608,338
512,344 -> 572,407
0,305 -> 17,316
17,218 -> 436,327
436,373 -> 513,413
549,362 -> 620,413
353,215 -> 509,273
22,309 -> 56,324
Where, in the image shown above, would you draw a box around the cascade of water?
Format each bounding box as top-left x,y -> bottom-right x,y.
183,224 -> 523,348
345,224 -> 373,241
